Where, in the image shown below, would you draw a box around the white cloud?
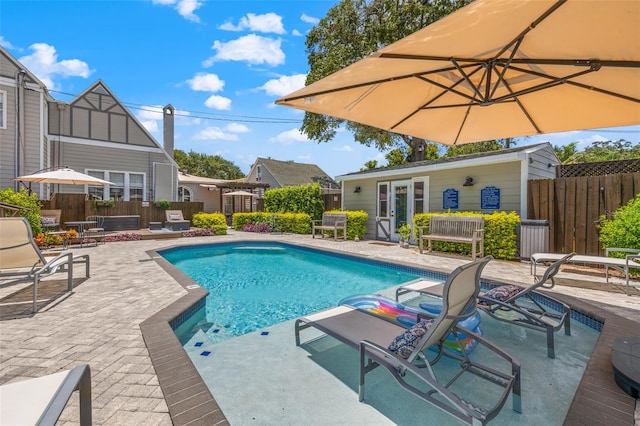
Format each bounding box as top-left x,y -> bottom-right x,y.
292,29 -> 302,37
259,74 -> 306,96
268,128 -> 309,144
219,13 -> 285,34
152,0 -> 202,23
204,95 -> 232,110
203,34 -> 284,67
334,145 -> 354,152
137,105 -> 164,121
0,36 -> 16,49
194,126 -> 238,141
301,13 -> 320,25
141,120 -> 159,133
187,72 -> 225,92
226,123 -> 250,133
18,43 -> 92,89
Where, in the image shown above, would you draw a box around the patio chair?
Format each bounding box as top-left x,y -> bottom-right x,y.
40,209 -> 61,231
295,256 -> 522,425
164,210 -> 190,231
476,253 -> 575,359
85,215 -> 105,243
0,364 -> 91,425
0,217 -> 90,313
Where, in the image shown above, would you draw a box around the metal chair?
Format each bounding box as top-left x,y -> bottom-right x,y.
85,215 -> 105,243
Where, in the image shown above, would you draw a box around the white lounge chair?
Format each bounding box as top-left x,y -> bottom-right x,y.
0,217 -> 90,313
0,364 -> 92,425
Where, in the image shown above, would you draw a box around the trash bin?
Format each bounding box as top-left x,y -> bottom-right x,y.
520,220 -> 549,259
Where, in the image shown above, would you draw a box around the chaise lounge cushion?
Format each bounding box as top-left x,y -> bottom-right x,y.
389,318 -> 435,359
479,284 -> 522,304
40,217 -> 57,225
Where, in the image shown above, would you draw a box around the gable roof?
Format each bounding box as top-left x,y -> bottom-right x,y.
338,142 -> 557,180
0,46 -> 54,101
255,158 -> 338,188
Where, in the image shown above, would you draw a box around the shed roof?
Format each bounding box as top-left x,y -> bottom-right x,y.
255,158 -> 338,188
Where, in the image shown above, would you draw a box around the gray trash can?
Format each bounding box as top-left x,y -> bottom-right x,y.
520,220 -> 549,259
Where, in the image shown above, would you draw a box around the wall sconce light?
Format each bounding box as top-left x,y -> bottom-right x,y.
354,186 -> 361,193
463,176 -> 474,186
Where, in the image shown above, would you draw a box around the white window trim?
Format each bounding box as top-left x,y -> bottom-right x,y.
85,169 -> 147,201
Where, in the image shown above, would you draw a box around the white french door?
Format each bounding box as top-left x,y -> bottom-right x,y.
378,178 -> 429,242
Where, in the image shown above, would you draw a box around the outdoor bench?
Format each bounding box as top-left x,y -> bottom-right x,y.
418,215 -> 484,260
531,248 -> 640,295
312,213 -> 347,241
102,215 -> 140,232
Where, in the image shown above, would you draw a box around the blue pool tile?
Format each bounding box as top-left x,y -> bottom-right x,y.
200,351 -> 211,356
194,342 -> 203,347
213,329 -> 220,333
261,331 -> 269,336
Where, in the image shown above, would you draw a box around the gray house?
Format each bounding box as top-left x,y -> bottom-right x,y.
245,157 -> 339,197
337,143 -> 559,242
0,46 -> 179,202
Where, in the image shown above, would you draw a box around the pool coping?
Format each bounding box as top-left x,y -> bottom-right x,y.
142,242 -> 636,426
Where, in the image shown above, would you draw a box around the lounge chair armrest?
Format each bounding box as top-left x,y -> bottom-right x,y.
606,247 -> 640,257
626,254 -> 640,265
33,252 -> 73,275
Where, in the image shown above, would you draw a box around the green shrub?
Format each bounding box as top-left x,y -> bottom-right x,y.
413,211 -> 520,260
263,183 -> 324,221
0,187 -> 43,234
232,212 -> 311,234
324,210 -> 368,240
192,212 -> 227,235
599,194 -> 640,252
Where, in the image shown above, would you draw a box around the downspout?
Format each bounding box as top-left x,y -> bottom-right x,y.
14,69 -> 27,191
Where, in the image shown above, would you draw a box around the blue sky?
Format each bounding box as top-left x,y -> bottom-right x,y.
1,0 -> 638,178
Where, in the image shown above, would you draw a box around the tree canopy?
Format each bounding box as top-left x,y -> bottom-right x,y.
553,140 -> 640,164
302,0 -> 472,162
173,149 -> 245,180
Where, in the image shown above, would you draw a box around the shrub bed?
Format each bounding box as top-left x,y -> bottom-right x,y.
192,212 -> 227,235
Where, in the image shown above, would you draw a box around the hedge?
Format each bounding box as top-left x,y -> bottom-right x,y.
413,211 -> 520,260
263,183 -> 324,221
324,210 -> 368,240
232,212 -> 312,234
192,212 -> 227,235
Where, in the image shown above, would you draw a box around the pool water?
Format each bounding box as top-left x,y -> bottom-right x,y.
160,242 -> 423,342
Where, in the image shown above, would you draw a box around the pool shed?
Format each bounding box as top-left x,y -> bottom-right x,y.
337,142 -> 559,242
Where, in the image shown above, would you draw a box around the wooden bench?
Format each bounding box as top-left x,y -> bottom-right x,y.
312,213 -> 347,241
531,248 -> 640,295
418,216 -> 484,260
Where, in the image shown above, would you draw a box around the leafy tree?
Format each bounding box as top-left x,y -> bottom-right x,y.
0,187 -> 43,234
444,139 -> 513,157
568,140 -> 640,163
361,160 -> 379,171
174,149 -> 244,179
553,141 -> 579,163
598,193 -> 640,251
302,0 -> 472,162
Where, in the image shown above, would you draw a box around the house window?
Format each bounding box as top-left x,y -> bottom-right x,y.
109,173 -> 125,201
414,181 -> 425,214
378,183 -> 388,217
86,170 -> 146,201
178,186 -> 192,202
0,91 -> 6,129
129,173 -> 144,201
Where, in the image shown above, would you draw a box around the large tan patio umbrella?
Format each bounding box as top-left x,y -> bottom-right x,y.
276,0 -> 640,145
15,168 -> 114,186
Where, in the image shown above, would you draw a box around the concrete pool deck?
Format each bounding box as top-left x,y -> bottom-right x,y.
0,230 -> 639,424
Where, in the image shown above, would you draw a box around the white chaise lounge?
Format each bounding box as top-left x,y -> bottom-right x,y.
531,248 -> 640,295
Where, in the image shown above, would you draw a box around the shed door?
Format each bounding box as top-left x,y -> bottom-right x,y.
391,180 -> 410,241
376,182 -> 391,240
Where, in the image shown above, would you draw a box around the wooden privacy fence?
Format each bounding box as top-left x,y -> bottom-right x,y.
528,172 -> 640,256
42,194 -> 204,229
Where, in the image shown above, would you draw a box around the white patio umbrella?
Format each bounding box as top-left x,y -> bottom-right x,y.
15,168 -> 114,186
223,190 -> 258,197
276,0 -> 640,145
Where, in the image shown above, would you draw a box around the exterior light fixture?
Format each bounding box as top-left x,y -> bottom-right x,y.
463,176 -> 474,186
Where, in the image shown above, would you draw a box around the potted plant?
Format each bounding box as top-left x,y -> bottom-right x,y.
154,199 -> 171,210
398,224 -> 412,248
93,199 -> 115,209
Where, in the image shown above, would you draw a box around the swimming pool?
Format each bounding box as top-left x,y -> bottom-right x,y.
160,242 -> 434,342
159,241 -> 600,425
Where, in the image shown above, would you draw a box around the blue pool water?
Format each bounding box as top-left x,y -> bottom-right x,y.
160,242 -> 424,340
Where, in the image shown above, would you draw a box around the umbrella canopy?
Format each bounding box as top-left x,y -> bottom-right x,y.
276,0 -> 640,145
15,168 -> 114,186
223,190 -> 257,197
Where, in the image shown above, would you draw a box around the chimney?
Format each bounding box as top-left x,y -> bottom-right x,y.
163,104 -> 175,158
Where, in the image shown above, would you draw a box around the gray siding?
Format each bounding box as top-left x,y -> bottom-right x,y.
528,148 -> 559,180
